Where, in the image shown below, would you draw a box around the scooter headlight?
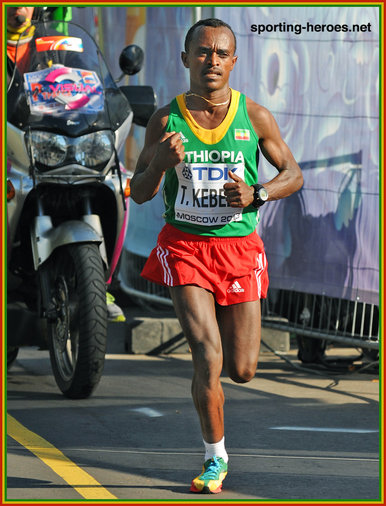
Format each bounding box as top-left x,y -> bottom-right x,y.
30,131 -> 68,167
74,131 -> 114,167
26,130 -> 114,172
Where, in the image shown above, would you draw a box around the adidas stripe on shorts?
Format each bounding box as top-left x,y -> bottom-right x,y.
141,223 -> 269,306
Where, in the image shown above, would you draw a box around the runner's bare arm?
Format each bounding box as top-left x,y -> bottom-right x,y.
223,99 -> 303,208
246,97 -> 303,201
130,106 -> 185,204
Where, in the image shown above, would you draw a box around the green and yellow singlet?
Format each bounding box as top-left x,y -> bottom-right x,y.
163,89 -> 260,237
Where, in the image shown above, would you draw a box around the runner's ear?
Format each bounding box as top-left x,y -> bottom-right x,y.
181,51 -> 189,68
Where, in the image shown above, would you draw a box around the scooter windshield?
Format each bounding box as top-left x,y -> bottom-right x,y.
7,20 -> 131,136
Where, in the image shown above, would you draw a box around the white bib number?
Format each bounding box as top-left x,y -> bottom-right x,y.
174,162 -> 245,226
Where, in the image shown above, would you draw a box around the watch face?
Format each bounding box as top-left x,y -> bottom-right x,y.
258,187 -> 268,201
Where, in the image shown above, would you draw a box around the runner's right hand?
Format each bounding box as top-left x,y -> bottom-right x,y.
152,131 -> 185,172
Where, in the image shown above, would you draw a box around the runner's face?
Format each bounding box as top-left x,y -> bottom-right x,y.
7,7 -> 35,29
182,26 -> 237,92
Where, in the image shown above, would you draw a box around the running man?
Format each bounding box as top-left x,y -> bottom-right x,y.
130,18 -> 303,493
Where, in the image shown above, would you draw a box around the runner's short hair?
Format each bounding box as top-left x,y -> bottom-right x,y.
184,18 -> 237,54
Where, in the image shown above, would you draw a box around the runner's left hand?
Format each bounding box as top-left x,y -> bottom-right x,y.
223,171 -> 254,208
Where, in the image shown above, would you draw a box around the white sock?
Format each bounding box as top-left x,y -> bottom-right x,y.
203,437 -> 229,463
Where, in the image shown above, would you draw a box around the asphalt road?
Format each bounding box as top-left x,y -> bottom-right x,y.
5,322 -> 380,503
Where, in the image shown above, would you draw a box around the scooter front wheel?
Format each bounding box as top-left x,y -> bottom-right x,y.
7,347 -> 19,369
45,243 -> 107,399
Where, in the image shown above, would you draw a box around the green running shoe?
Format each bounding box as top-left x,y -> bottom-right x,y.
190,456 -> 228,494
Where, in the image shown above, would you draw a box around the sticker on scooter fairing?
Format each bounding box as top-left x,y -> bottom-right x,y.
24,65 -> 104,115
35,36 -> 84,52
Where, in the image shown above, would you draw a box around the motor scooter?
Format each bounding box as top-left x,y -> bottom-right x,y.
6,19 -> 156,398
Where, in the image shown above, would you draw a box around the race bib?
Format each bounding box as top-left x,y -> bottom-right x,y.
174,162 -> 245,226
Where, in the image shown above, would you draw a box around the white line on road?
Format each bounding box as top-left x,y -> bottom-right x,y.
38,448 -> 378,463
131,407 -> 164,417
270,426 -> 378,433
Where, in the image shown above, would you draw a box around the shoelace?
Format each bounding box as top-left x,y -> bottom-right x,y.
203,457 -> 222,479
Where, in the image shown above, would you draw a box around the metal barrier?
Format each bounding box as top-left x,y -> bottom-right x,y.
118,251 -> 379,352
261,289 -> 379,351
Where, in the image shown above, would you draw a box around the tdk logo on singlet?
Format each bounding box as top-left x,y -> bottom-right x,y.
183,165 -> 238,181
183,150 -> 245,181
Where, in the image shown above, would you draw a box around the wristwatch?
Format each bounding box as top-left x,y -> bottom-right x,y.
251,184 -> 269,208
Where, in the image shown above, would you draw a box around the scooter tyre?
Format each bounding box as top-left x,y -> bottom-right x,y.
46,243 -> 107,399
7,347 -> 19,369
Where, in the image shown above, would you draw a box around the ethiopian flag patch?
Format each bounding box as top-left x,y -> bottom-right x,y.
234,129 -> 250,141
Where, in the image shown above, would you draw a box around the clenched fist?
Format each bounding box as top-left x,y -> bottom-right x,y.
152,131 -> 185,173
223,171 -> 254,208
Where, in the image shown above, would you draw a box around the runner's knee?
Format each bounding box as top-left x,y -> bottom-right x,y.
227,363 -> 257,383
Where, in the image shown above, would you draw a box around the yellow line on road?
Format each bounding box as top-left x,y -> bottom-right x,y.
7,414 -> 117,500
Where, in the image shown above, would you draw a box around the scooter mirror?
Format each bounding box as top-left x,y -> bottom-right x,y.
119,45 -> 144,76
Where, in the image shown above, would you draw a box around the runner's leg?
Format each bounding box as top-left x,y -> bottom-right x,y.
216,300 -> 261,383
169,285 -> 224,444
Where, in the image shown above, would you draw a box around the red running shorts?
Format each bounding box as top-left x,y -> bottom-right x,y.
141,223 -> 269,306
